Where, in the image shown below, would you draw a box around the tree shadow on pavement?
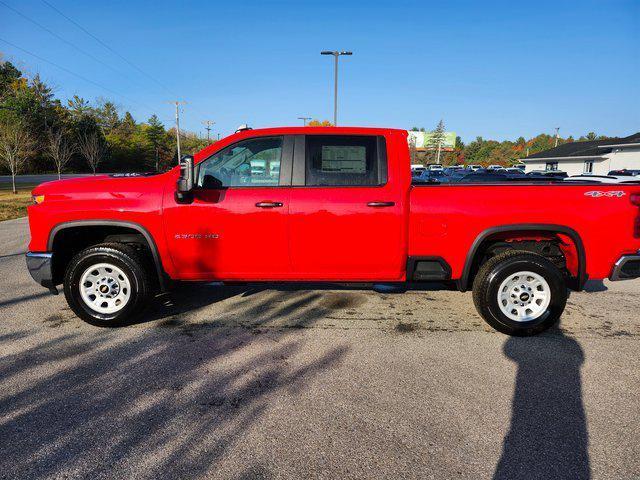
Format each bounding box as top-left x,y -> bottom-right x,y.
494,328 -> 590,480
0,287 -> 350,479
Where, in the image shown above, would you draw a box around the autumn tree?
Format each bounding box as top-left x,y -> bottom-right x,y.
46,128 -> 75,179
307,119 -> 333,126
0,120 -> 36,193
78,130 -> 106,175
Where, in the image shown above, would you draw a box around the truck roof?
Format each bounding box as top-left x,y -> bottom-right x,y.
237,126 -> 406,136
195,126 -> 408,160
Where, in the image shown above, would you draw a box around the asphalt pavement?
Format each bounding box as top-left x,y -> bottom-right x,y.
0,174 -> 95,190
0,217 -> 638,479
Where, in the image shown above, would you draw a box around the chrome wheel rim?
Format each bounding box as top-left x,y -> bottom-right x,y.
497,271 -> 551,322
79,263 -> 131,314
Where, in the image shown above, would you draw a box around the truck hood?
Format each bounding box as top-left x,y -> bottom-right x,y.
31,172 -> 171,203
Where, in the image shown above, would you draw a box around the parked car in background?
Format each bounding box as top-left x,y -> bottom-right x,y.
608,169 -> 640,177
443,166 -> 465,175
467,164 -> 482,171
414,169 -> 452,183
427,164 -> 444,171
457,172 -> 509,183
504,168 -> 526,175
527,170 -> 569,178
487,165 -> 505,171
411,164 -> 426,175
565,175 -> 640,184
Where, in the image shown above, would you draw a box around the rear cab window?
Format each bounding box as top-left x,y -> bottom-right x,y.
304,135 -> 387,187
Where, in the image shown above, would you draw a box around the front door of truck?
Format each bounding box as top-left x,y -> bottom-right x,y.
288,134 -> 405,281
164,136 -> 292,280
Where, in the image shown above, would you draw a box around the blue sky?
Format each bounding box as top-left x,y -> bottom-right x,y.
1,0 -> 638,141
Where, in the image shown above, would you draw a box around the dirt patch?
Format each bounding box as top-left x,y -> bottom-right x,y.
43,314 -> 70,328
395,322 -> 419,333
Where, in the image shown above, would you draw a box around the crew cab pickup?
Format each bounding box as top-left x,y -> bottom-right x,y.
26,127 -> 640,335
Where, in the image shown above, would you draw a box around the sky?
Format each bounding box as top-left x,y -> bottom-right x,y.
0,0 -> 638,142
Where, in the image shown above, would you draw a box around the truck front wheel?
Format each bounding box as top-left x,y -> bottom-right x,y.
472,251 -> 567,336
64,243 -> 153,327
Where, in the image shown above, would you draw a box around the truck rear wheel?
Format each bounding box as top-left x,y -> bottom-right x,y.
64,243 -> 153,327
472,250 -> 567,336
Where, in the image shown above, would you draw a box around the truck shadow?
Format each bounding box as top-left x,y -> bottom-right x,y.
493,328 -> 590,480
141,282 -> 370,328
0,291 -> 349,478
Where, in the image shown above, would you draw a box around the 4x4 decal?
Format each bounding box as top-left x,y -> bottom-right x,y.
584,191 -> 627,198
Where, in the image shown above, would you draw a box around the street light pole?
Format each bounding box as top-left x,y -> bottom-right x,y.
321,51 -> 352,126
298,116 -> 311,126
167,101 -> 187,164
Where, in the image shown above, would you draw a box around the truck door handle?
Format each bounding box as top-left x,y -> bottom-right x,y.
367,201 -> 395,207
255,201 -> 283,208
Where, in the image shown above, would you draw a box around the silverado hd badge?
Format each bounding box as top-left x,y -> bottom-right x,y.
584,191 -> 626,198
174,233 -> 220,239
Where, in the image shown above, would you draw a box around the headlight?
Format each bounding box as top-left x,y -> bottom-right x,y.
32,195 -> 45,204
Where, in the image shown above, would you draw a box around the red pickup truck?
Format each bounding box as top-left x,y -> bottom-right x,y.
26,127 -> 640,335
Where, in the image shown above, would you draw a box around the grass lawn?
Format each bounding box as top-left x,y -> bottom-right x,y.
0,190 -> 33,222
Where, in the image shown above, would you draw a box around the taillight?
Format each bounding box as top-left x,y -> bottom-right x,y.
632,193 -> 640,206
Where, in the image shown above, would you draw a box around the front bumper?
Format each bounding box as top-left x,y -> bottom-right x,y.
610,252 -> 640,281
25,252 -> 56,290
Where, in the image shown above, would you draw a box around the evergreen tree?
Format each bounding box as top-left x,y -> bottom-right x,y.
429,119 -> 447,164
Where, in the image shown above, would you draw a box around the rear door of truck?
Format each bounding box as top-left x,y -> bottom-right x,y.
288,132 -> 407,281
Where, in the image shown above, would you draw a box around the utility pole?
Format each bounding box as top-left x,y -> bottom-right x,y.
298,116 -> 311,126
167,101 -> 186,163
321,51 -> 352,126
554,127 -> 560,147
202,120 -> 215,142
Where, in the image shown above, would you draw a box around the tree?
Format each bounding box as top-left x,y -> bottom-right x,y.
96,100 -> 119,132
307,119 -> 333,126
67,95 -> 91,118
78,130 -> 106,175
0,60 -> 21,98
145,114 -> 165,171
429,119 -> 447,164
0,120 -> 35,193
585,132 -> 597,141
46,128 -> 75,179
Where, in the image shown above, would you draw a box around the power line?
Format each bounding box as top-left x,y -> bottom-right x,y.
40,0 -> 176,97
0,0 -> 132,80
0,37 -> 170,123
39,0 -> 213,123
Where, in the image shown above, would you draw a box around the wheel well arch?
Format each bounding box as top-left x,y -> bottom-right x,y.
459,224 -> 586,292
48,220 -> 167,290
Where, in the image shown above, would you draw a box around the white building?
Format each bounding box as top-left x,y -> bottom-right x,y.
522,133 -> 640,176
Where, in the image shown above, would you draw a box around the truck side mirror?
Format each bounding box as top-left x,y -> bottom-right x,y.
175,155 -> 194,203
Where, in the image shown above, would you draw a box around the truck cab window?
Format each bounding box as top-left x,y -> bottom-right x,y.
197,137 -> 283,188
305,135 -> 386,186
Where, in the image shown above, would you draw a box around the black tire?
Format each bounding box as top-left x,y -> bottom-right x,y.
64,243 -> 153,327
472,250 -> 567,336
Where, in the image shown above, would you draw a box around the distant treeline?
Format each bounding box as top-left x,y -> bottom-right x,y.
409,125 -> 609,166
0,60 -> 209,184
